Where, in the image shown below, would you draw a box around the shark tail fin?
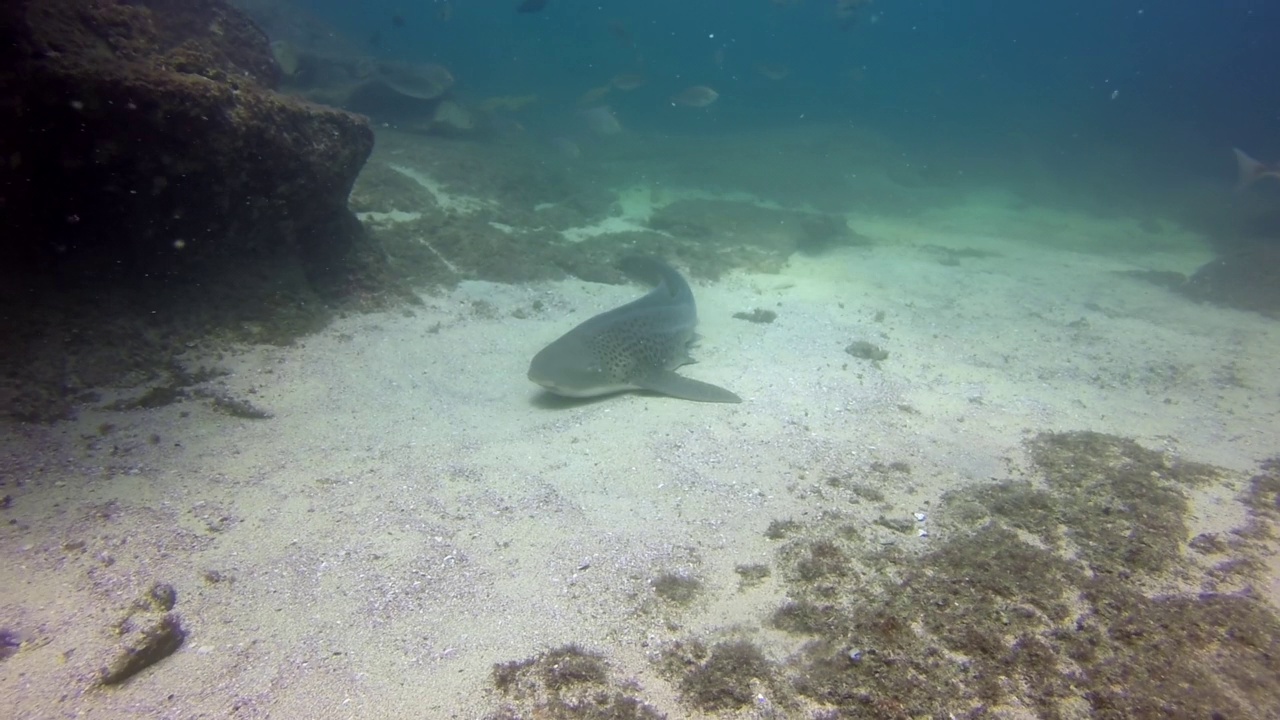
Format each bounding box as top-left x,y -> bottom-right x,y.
1233,147 -> 1270,191
618,256 -> 692,303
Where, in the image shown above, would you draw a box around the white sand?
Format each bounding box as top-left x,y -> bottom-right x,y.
2,167 -> 1279,718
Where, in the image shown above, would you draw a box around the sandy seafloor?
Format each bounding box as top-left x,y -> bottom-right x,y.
2,139 -> 1279,718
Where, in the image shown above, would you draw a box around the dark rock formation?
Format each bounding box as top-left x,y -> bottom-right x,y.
0,0 -> 379,420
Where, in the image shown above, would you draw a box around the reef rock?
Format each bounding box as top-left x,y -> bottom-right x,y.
0,0 -> 380,420
0,0 -> 374,294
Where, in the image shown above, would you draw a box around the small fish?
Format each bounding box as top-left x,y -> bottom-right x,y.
478,94 -> 538,113
755,63 -> 790,81
269,40 -> 300,76
528,258 -> 741,403
576,83 -> 613,107
551,137 -> 581,159
517,0 -> 549,13
671,85 -> 719,108
835,0 -> 873,29
611,73 -> 646,91
489,117 -> 526,137
607,19 -> 634,48
1233,148 -> 1280,191
583,106 -> 622,135
376,61 -> 454,100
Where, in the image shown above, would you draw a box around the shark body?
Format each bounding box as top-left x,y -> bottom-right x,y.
528,258 -> 741,403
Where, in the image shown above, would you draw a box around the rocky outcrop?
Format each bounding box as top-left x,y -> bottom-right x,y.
0,0 -> 381,420
0,0 -> 372,282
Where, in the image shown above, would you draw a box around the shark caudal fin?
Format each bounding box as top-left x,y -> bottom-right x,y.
1233,147 -> 1280,191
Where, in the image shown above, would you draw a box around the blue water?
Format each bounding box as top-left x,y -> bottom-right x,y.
290,0 -> 1279,178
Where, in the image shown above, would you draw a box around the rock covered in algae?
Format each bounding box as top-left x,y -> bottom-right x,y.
97,583 -> 186,686
0,0 -> 374,290
98,612 -> 186,686
0,0 -> 381,421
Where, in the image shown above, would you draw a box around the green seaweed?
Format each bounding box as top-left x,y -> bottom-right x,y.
652,572 -> 703,605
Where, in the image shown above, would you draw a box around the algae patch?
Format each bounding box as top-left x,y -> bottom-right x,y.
659,639 -> 778,712
483,433 -> 1280,718
760,431 -> 1280,718
651,572 -> 704,606
489,644 -> 662,719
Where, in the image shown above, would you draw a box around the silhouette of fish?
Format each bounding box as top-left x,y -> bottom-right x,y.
1233,148 -> 1280,190
611,73 -> 646,91
671,86 -> 719,108
583,106 -> 622,135
576,84 -> 612,107
755,63 -> 790,81
517,0 -> 550,13
528,258 -> 741,403
607,19 -> 634,48
835,0 -> 873,30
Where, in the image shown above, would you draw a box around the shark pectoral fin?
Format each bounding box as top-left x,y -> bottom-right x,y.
637,370 -> 742,403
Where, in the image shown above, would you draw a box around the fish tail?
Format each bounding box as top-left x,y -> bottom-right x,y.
619,257 -> 692,301
1233,147 -> 1273,191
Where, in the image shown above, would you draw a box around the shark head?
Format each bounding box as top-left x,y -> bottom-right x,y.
527,333 -> 627,397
